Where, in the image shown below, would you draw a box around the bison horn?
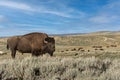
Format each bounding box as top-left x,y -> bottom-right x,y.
44,37 -> 49,43
44,41 -> 48,43
44,40 -> 48,43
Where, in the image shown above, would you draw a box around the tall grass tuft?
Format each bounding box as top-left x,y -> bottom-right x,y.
0,56 -> 119,80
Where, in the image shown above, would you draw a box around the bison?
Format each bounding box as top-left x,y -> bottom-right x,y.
7,32 -> 55,58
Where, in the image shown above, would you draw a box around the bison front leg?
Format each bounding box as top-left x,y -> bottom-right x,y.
11,49 -> 16,58
32,50 -> 39,57
49,52 -> 53,56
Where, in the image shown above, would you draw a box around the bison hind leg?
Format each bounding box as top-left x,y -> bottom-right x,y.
11,49 -> 16,58
21,53 -> 23,55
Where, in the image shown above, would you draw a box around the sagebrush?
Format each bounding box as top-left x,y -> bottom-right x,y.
0,56 -> 119,80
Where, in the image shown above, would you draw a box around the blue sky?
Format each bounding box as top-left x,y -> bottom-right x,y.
0,0 -> 120,36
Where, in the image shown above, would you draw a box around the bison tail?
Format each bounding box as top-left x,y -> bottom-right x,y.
6,44 -> 9,50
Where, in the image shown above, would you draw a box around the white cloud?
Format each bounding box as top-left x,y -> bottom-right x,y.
0,1 -> 34,11
105,0 -> 120,9
89,0 -> 120,24
42,10 -> 72,18
0,1 -> 85,18
0,15 -> 7,22
0,15 -> 4,21
0,25 -> 4,29
89,15 -> 120,23
89,16 -> 110,23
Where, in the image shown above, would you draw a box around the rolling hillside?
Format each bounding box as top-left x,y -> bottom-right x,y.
0,31 -> 120,80
55,31 -> 120,46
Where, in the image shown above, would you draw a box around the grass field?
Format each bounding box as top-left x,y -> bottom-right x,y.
0,32 -> 120,80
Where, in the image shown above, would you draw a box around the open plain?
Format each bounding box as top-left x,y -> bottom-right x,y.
0,31 -> 120,80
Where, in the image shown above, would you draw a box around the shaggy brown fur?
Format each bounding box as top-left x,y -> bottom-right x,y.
7,32 -> 55,58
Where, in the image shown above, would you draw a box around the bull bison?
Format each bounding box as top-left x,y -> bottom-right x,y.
7,32 -> 55,58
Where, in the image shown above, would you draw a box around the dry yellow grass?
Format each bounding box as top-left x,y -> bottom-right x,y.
1,34 -> 120,59
0,56 -> 116,80
0,32 -> 120,80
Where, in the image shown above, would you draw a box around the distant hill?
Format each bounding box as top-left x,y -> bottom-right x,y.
54,31 -> 120,46
49,33 -> 86,36
1,31 -> 120,38
51,31 -> 120,36
86,31 -> 120,35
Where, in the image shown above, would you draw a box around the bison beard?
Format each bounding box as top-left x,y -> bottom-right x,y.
7,32 -> 55,58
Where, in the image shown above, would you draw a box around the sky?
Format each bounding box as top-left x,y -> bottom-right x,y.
0,0 -> 120,36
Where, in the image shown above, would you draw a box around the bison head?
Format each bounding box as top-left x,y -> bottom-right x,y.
43,37 -> 55,56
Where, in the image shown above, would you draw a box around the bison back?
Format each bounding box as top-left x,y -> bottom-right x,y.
22,32 -> 48,50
